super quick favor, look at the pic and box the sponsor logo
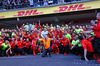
[0,16,5,18]
[54,4,91,12]
[13,9,44,17]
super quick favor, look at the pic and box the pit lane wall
[0,0,100,19]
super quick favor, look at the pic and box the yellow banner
[0,1,100,19]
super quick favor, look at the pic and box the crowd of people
[0,13,100,63]
[0,0,92,10]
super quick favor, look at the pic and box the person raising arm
[38,31,54,57]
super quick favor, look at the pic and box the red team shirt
[58,31,63,38]
[51,39,58,49]
[81,39,94,52]
[17,41,24,48]
[88,38,94,42]
[24,34,28,38]
[93,19,100,38]
[10,41,16,49]
[0,40,4,49]
[29,35,33,41]
[60,38,70,47]
[32,39,37,47]
[52,39,57,44]
[49,31,53,38]
[53,30,58,38]
[23,41,31,49]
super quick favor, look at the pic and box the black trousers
[59,45,63,54]
[93,37,100,56]
[28,45,32,54]
[61,45,69,54]
[75,47,84,55]
[72,46,78,54]
[23,47,27,53]
[11,47,18,56]
[1,50,6,57]
[42,47,52,57]
[0,49,2,56]
[81,52,94,60]
[1,47,10,57]
[18,48,25,55]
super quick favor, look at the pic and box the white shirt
[29,0,33,5]
[41,31,48,38]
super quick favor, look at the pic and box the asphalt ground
[0,54,100,66]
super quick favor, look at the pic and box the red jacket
[60,38,70,47]
[10,41,16,49]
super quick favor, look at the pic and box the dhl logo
[0,16,5,18]
[54,4,91,12]
[13,9,43,17]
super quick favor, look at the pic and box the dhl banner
[0,0,100,19]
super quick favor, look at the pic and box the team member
[31,37,38,56]
[10,37,17,56]
[59,35,70,55]
[16,37,25,56]
[41,28,48,38]
[64,31,72,40]
[71,36,94,61]
[71,35,83,56]
[23,38,31,55]
[71,35,79,54]
[0,37,4,56]
[24,38,31,54]
[38,34,54,57]
[4,33,11,42]
[51,36,59,54]
[1,40,12,57]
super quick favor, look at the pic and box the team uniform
[1,43,10,57]
[23,41,31,55]
[51,39,59,54]
[10,41,17,56]
[40,38,52,57]
[17,41,25,55]
[71,39,83,55]
[0,40,4,56]
[31,39,38,55]
[59,38,70,55]
[81,39,94,60]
